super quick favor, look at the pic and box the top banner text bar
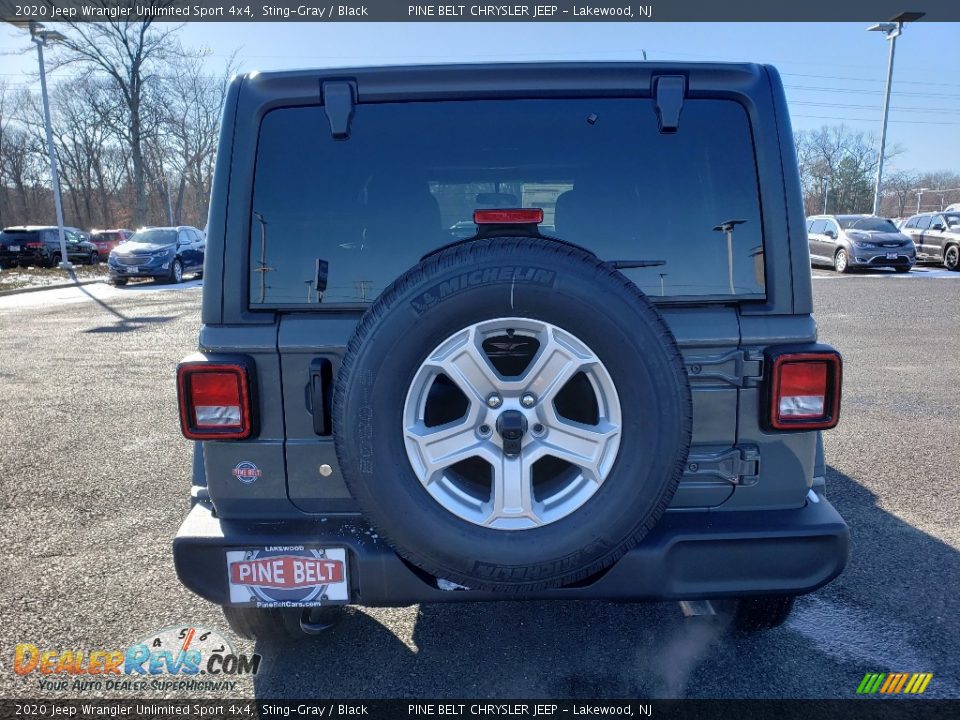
[1,0,959,22]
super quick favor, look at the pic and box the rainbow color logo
[857,673,933,695]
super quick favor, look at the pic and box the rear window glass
[92,232,121,242]
[249,98,765,307]
[1,231,40,242]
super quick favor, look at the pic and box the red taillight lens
[473,208,544,225]
[767,351,842,431]
[177,363,252,440]
[26,242,44,248]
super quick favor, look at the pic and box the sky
[1,21,958,173]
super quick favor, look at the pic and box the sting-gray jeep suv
[173,63,848,640]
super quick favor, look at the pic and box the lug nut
[520,393,537,408]
[486,393,503,409]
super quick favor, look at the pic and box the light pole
[713,219,746,295]
[912,187,929,214]
[867,12,924,217]
[9,20,72,271]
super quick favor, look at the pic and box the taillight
[765,348,842,431]
[177,362,253,440]
[473,208,544,225]
[26,242,44,248]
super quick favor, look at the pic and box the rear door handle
[308,358,334,436]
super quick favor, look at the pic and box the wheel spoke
[521,330,595,401]
[404,421,484,481]
[487,453,537,525]
[536,416,620,482]
[426,328,501,403]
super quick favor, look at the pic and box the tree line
[0,20,957,232]
[0,20,233,232]
[795,125,960,219]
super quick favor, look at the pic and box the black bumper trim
[173,496,849,606]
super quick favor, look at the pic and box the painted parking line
[812,269,960,280]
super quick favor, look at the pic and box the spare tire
[333,238,692,592]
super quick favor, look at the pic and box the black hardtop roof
[246,60,766,81]
[240,61,773,101]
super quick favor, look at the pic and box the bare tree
[155,52,236,225]
[48,6,189,225]
[881,170,918,218]
[1,86,50,223]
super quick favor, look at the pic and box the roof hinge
[685,446,760,487]
[653,75,686,134]
[322,81,356,140]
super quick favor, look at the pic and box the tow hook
[299,607,343,635]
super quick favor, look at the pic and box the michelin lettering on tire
[411,265,556,314]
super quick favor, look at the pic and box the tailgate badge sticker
[231,461,262,485]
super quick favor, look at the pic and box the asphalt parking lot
[1,269,958,700]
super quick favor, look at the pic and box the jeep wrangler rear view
[173,63,847,639]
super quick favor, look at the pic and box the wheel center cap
[495,410,528,457]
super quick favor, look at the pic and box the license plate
[126,267,139,273]
[886,253,898,260]
[226,547,349,606]
[8,245,19,251]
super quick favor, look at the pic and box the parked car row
[0,224,206,285]
[806,212,960,273]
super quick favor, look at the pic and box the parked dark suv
[174,63,848,640]
[0,225,98,268]
[899,211,960,271]
[107,226,205,285]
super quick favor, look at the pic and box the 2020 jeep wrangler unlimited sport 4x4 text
[174,62,847,639]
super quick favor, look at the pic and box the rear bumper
[174,494,849,606]
[0,249,49,266]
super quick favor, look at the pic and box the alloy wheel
[402,318,622,530]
